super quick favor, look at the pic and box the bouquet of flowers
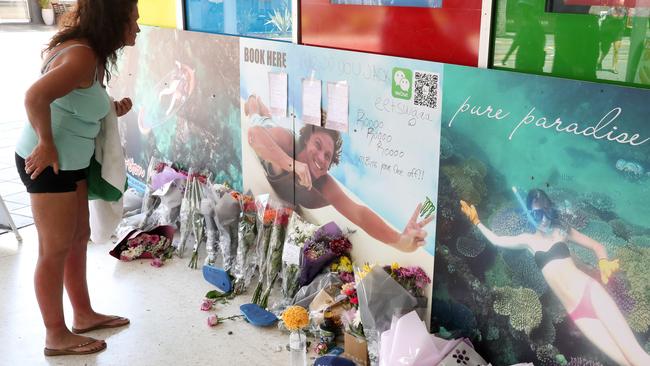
[213,187,241,274]
[200,183,220,267]
[258,206,293,309]
[251,196,277,305]
[382,263,431,298]
[280,212,318,304]
[120,233,172,261]
[299,222,352,287]
[330,255,354,284]
[187,173,209,269]
[341,307,365,339]
[110,225,176,265]
[175,168,195,257]
[138,157,188,231]
[356,265,425,366]
[174,169,208,268]
[138,157,165,230]
[231,192,258,294]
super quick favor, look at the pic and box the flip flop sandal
[71,316,130,334]
[240,303,278,327]
[44,339,106,356]
[203,265,232,293]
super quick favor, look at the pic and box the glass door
[0,0,31,23]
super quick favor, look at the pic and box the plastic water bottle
[289,330,307,366]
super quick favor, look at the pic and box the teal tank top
[15,44,111,171]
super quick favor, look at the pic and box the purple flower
[339,271,355,283]
[201,299,214,311]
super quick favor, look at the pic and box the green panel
[492,0,650,89]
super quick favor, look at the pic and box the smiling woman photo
[245,94,432,253]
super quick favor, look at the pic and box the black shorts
[15,153,87,193]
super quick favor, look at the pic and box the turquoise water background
[442,64,650,228]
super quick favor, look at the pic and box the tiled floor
[0,225,292,366]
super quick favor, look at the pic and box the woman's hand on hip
[25,141,59,179]
[115,97,133,117]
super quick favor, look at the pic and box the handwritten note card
[302,78,322,126]
[268,72,288,117]
[325,81,349,132]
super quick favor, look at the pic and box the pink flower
[350,296,358,305]
[150,258,164,268]
[341,283,356,296]
[127,238,140,248]
[201,299,214,311]
[207,314,219,327]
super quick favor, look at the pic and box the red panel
[300,0,482,67]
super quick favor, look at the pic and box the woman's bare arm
[320,176,432,252]
[23,46,96,178]
[566,228,608,260]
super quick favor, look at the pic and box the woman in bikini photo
[460,188,650,366]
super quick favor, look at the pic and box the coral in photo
[608,219,631,241]
[441,158,487,206]
[503,251,549,296]
[617,245,650,332]
[566,357,605,366]
[578,192,615,216]
[493,286,543,335]
[456,236,486,258]
[487,205,530,236]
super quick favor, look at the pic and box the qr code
[413,71,439,109]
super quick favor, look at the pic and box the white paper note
[268,72,288,117]
[282,243,301,265]
[302,78,322,126]
[325,81,349,132]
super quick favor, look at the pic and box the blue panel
[185,0,293,41]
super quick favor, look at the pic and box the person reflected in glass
[597,1,628,74]
[501,0,546,73]
[551,0,600,80]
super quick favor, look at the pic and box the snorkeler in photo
[245,94,432,253]
[460,189,650,366]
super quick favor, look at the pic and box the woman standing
[460,189,650,365]
[15,0,139,356]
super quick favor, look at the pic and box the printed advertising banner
[240,38,443,323]
[110,27,242,192]
[432,64,650,365]
[114,26,650,365]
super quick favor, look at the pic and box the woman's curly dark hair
[45,0,138,81]
[297,124,343,167]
